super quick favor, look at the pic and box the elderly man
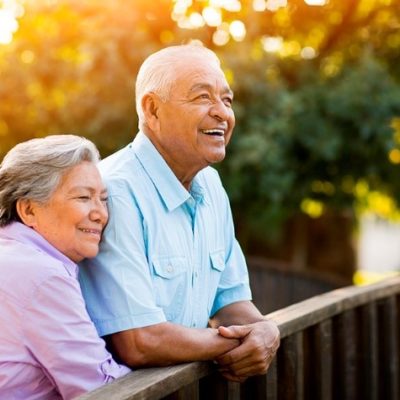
[79,44,280,382]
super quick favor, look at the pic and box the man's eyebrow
[189,83,233,97]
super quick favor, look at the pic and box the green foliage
[1,0,400,255]
[217,47,400,241]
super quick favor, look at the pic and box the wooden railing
[247,256,348,313]
[78,276,400,400]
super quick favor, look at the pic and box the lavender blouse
[0,222,130,399]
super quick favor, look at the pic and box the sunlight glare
[210,0,241,12]
[301,46,317,59]
[229,20,246,41]
[261,36,283,53]
[213,28,230,46]
[223,0,241,12]
[253,0,267,12]
[0,9,18,45]
[202,7,221,27]
[266,0,287,11]
[189,12,205,28]
[304,0,328,5]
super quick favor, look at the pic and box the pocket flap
[210,250,225,272]
[152,257,187,279]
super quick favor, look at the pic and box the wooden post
[278,332,304,400]
[377,295,400,400]
[332,309,357,400]
[358,302,379,400]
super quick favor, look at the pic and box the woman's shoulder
[0,237,72,307]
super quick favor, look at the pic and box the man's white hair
[135,43,221,130]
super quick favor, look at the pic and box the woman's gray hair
[135,43,221,130]
[0,134,100,227]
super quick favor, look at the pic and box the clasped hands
[214,319,280,383]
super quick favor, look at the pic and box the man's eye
[77,196,90,200]
[101,197,108,203]
[223,97,233,106]
[198,94,210,100]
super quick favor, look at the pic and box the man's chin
[206,152,226,165]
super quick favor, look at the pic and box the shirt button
[166,265,173,273]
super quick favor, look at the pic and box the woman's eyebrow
[68,186,108,194]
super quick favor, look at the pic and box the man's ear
[141,92,161,132]
[16,198,38,228]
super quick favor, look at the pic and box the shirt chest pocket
[151,256,188,321]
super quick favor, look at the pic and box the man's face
[152,56,235,178]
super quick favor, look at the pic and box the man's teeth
[202,129,224,136]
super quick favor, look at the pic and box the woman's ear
[141,92,161,132]
[16,199,37,228]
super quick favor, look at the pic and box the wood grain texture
[77,276,400,400]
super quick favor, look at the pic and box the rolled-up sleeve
[22,274,130,400]
[79,186,167,336]
[210,189,252,317]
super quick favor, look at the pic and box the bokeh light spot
[305,0,328,5]
[301,46,317,59]
[229,20,246,42]
[20,50,35,64]
[202,7,221,27]
[213,28,230,46]
[160,30,175,44]
[301,198,324,218]
[389,149,400,164]
[261,36,283,53]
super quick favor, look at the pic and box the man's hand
[215,319,280,382]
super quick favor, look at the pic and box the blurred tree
[1,0,400,279]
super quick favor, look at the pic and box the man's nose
[210,99,231,121]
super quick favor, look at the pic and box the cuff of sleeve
[94,310,167,336]
[101,360,131,383]
[210,284,252,317]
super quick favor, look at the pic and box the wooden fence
[247,256,348,313]
[78,275,400,400]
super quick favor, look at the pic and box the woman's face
[30,161,108,263]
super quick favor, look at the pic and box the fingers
[215,341,248,366]
[218,344,277,376]
[217,325,252,340]
[216,320,280,380]
[218,346,277,382]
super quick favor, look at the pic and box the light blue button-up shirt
[79,132,252,337]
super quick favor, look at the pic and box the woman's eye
[101,197,108,203]
[77,196,90,200]
[198,94,210,100]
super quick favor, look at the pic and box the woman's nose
[90,199,108,225]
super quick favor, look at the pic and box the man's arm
[209,301,280,382]
[106,322,239,367]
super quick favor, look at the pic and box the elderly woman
[0,135,130,399]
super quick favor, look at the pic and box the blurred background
[1,0,400,303]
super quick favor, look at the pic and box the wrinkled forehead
[171,56,231,93]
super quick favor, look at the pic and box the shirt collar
[0,222,78,277]
[132,131,194,212]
